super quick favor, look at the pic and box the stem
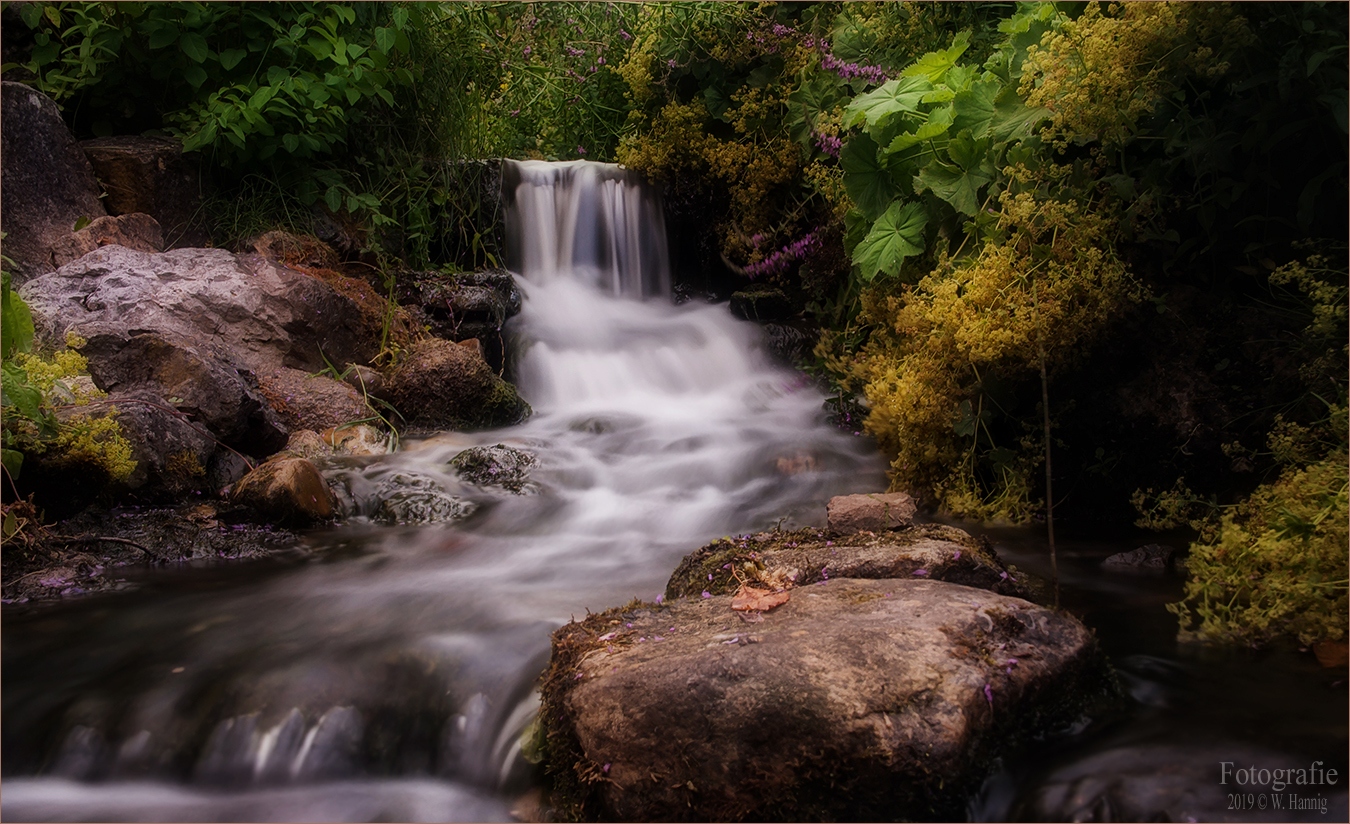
[1033,278,1059,608]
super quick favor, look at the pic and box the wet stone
[373,471,477,525]
[450,444,538,494]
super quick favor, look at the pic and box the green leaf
[148,24,179,50]
[179,32,210,63]
[916,161,989,216]
[853,201,929,281]
[325,186,343,213]
[843,76,933,132]
[374,26,395,55]
[950,77,1001,137]
[1,448,22,481]
[43,6,60,27]
[183,64,208,88]
[219,48,248,70]
[947,129,992,171]
[841,133,900,221]
[391,7,409,30]
[282,134,300,153]
[1,363,44,422]
[886,104,955,154]
[901,30,970,83]
[306,36,333,61]
[1,271,35,358]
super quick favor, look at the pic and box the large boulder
[0,82,106,282]
[379,338,530,432]
[79,332,287,456]
[18,246,377,372]
[98,389,219,496]
[79,135,210,248]
[540,577,1114,821]
[232,456,336,525]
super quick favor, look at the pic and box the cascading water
[1,160,886,821]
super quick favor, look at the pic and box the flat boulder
[257,367,369,434]
[667,524,1032,601]
[0,82,106,282]
[379,338,530,432]
[826,491,917,533]
[540,577,1113,821]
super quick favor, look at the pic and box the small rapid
[2,160,886,821]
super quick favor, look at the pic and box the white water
[2,160,886,821]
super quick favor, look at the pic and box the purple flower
[655,594,664,605]
[953,550,961,560]
[825,540,834,547]
[566,46,585,57]
[702,590,711,598]
[667,58,677,68]
[814,132,842,158]
[577,145,587,156]
[983,683,994,706]
[602,762,611,773]
[597,56,606,65]
[619,28,632,41]
[523,46,532,56]
[707,573,713,581]
[744,231,820,278]
[912,569,929,576]
[509,109,520,117]
[771,23,793,37]
[820,52,889,85]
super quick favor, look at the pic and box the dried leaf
[732,584,790,612]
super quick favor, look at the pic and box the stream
[3,161,1345,822]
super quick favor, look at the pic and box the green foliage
[12,2,415,166]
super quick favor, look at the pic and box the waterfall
[502,159,670,298]
[1,160,886,823]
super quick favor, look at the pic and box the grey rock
[1102,543,1177,571]
[50,213,164,268]
[0,82,106,282]
[450,444,538,494]
[373,471,477,525]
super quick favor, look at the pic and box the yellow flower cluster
[856,170,1139,520]
[1021,2,1252,149]
[49,413,137,483]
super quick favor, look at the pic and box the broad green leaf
[944,64,975,93]
[988,85,1051,142]
[854,201,929,281]
[325,186,343,213]
[916,160,991,216]
[306,36,333,61]
[887,104,955,154]
[1,363,44,421]
[950,77,1001,137]
[1,272,34,359]
[219,48,248,70]
[282,133,300,153]
[183,64,208,88]
[1,448,22,481]
[901,30,970,83]
[947,129,992,171]
[179,32,210,63]
[843,76,933,131]
[374,26,395,55]
[841,133,900,221]
[391,7,409,29]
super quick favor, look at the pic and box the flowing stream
[4,161,1345,823]
[1,160,887,821]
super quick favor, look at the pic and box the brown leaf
[731,584,790,612]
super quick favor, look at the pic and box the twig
[50,535,163,560]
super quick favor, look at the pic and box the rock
[398,269,522,372]
[207,450,254,495]
[19,246,378,372]
[761,322,814,362]
[78,136,210,247]
[729,285,793,322]
[257,367,369,434]
[540,578,1114,822]
[341,364,383,396]
[1102,543,1177,571]
[98,389,218,497]
[379,338,530,432]
[49,213,165,268]
[79,332,287,456]
[251,230,339,270]
[279,430,332,462]
[372,471,476,525]
[0,82,106,282]
[322,424,387,457]
[826,491,917,533]
[450,444,538,493]
[667,524,1031,601]
[232,457,336,525]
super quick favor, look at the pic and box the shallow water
[4,162,1345,822]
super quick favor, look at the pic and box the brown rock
[322,423,388,456]
[379,337,530,431]
[50,213,164,268]
[826,491,917,533]
[0,81,106,282]
[257,367,369,433]
[232,456,335,524]
[280,429,332,462]
[541,578,1113,822]
[79,136,210,247]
